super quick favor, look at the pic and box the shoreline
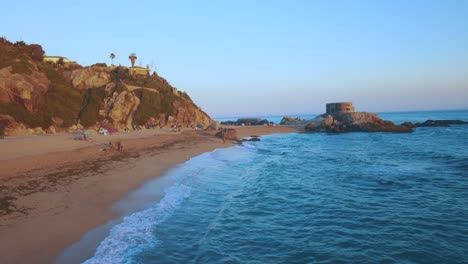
[0,126,297,264]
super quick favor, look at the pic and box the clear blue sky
[2,0,467,117]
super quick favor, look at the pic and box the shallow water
[83,111,468,264]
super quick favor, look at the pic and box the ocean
[81,110,468,264]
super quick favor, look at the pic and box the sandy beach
[0,126,297,264]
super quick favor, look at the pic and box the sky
[1,0,467,117]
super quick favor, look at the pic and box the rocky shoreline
[280,113,468,133]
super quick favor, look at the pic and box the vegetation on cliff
[0,37,212,134]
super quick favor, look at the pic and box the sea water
[83,110,468,264]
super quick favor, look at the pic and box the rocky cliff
[0,37,213,136]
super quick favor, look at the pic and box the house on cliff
[43,56,79,69]
[43,56,70,64]
[131,65,150,76]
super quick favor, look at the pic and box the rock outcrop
[301,112,413,133]
[0,114,16,128]
[399,120,468,129]
[0,66,50,112]
[171,99,212,128]
[279,116,311,127]
[215,128,238,141]
[0,37,214,134]
[221,118,272,126]
[70,66,111,90]
[108,91,141,130]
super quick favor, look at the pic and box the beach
[0,126,297,264]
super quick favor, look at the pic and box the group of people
[107,141,124,152]
[171,124,182,132]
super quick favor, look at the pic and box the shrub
[0,64,84,128]
[133,89,176,125]
[28,44,45,61]
[78,87,107,127]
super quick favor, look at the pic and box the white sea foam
[82,183,192,264]
[241,142,256,149]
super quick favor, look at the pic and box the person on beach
[0,126,5,139]
[116,141,124,152]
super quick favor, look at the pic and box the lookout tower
[326,102,355,114]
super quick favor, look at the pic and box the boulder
[0,114,16,128]
[6,126,33,136]
[304,112,413,133]
[0,66,50,112]
[280,116,310,126]
[221,118,272,126]
[47,125,57,134]
[415,120,468,127]
[0,115,34,136]
[108,91,140,131]
[70,67,111,90]
[236,118,271,126]
[215,128,238,142]
[33,127,45,134]
[51,117,64,127]
[206,121,221,131]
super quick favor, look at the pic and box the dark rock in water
[240,136,261,142]
[215,128,238,141]
[280,116,310,126]
[415,120,468,127]
[303,112,413,133]
[401,122,416,129]
[398,120,468,128]
[221,118,273,126]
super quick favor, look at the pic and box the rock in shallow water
[303,112,413,133]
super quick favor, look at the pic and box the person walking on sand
[117,141,124,152]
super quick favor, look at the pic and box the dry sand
[0,126,297,264]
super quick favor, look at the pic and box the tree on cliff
[129,53,137,68]
[57,57,64,68]
[110,53,115,65]
[29,44,45,61]
[13,40,27,47]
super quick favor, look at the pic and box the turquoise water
[84,111,468,264]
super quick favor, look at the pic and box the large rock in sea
[0,66,50,112]
[304,112,413,133]
[70,66,111,90]
[215,128,238,141]
[221,118,272,126]
[415,119,468,127]
[279,116,311,127]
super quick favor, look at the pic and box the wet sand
[0,126,297,264]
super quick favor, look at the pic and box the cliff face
[0,64,50,112]
[0,38,213,135]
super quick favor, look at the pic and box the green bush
[0,64,84,128]
[79,87,106,127]
[133,89,176,125]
